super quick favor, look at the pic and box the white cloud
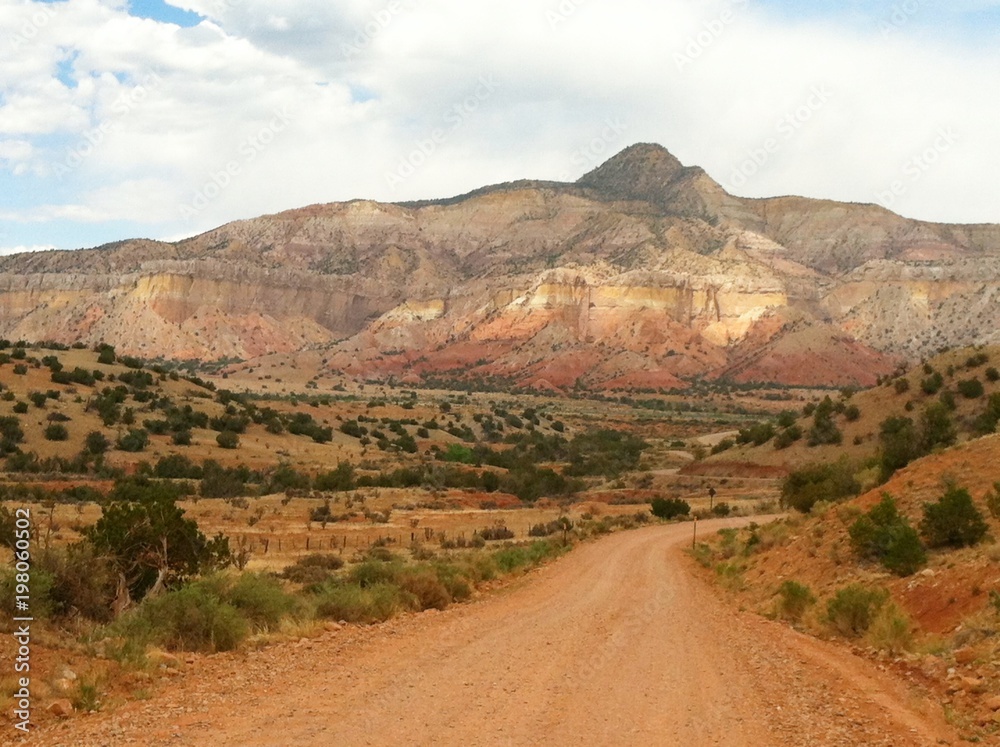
[1,0,998,251]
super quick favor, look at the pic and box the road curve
[24,520,958,747]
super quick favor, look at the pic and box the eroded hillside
[2,144,999,389]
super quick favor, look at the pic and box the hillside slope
[700,345,1000,473]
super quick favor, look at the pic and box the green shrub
[736,422,775,446]
[44,423,69,441]
[461,553,498,582]
[116,428,149,452]
[35,544,118,622]
[128,584,248,652]
[807,402,842,445]
[563,429,648,478]
[650,497,691,520]
[826,585,889,637]
[395,567,451,611]
[710,438,735,455]
[348,559,403,588]
[866,602,913,654]
[85,431,110,454]
[199,573,299,630]
[314,462,356,492]
[266,463,310,493]
[73,678,102,713]
[776,580,815,623]
[773,426,802,450]
[848,493,926,576]
[313,582,407,623]
[920,402,956,451]
[0,566,56,621]
[282,554,345,584]
[714,562,744,591]
[500,464,581,503]
[781,460,860,513]
[777,411,798,428]
[478,525,515,541]
[216,430,240,449]
[921,372,944,395]
[154,454,202,479]
[85,478,232,600]
[957,378,985,399]
[920,484,989,549]
[96,344,116,365]
[491,540,563,573]
[492,545,531,573]
[431,563,473,602]
[878,416,921,482]
[171,429,192,446]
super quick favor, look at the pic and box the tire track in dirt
[20,520,962,747]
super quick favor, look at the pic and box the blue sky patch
[128,0,203,28]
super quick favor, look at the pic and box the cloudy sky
[1,0,998,254]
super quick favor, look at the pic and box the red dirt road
[19,521,960,747]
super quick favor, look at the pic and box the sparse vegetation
[650,497,691,520]
[920,483,989,549]
[781,460,860,513]
[84,478,233,600]
[826,584,889,638]
[775,580,815,623]
[847,493,926,576]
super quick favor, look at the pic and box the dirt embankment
[14,522,960,747]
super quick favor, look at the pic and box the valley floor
[10,521,960,747]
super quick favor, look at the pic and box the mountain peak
[576,143,686,198]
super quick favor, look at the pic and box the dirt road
[22,521,960,746]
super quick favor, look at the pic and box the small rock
[60,667,78,682]
[960,676,987,694]
[954,647,978,665]
[48,699,74,718]
[986,695,1000,712]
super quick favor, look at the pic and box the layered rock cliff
[2,143,998,389]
